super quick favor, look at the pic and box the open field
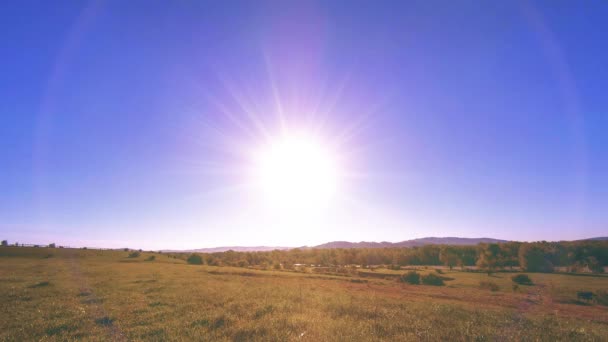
[1,247,607,341]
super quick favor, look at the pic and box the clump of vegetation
[421,273,445,286]
[435,268,444,274]
[187,254,203,265]
[399,271,420,284]
[29,281,51,288]
[350,278,367,284]
[479,281,500,292]
[511,274,533,285]
[95,316,114,326]
[128,251,140,258]
[577,291,594,303]
[596,290,608,306]
[145,255,156,261]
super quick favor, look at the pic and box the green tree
[439,246,460,270]
[476,244,501,275]
[519,244,553,273]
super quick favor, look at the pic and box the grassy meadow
[1,247,607,341]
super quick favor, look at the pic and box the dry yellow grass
[1,247,607,341]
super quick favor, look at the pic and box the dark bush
[435,269,444,274]
[511,274,533,285]
[421,273,445,286]
[479,281,500,292]
[577,291,594,302]
[399,271,420,285]
[128,251,140,258]
[145,255,156,261]
[187,254,203,265]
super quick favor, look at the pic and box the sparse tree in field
[49,243,56,248]
[511,274,533,285]
[1,240,7,247]
[399,271,421,284]
[187,254,203,265]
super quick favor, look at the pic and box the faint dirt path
[64,250,126,341]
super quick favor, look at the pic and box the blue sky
[1,1,606,249]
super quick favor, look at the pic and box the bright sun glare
[252,134,339,211]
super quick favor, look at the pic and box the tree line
[167,240,607,273]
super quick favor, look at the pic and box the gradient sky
[1,1,607,249]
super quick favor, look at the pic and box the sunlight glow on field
[252,133,339,211]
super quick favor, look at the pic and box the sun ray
[263,51,288,136]
[218,74,272,141]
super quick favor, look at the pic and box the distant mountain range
[314,237,509,249]
[575,236,608,241]
[168,236,607,253]
[173,246,293,253]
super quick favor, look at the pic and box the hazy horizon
[2,2,607,250]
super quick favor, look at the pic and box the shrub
[128,251,141,258]
[49,243,56,248]
[479,281,500,292]
[421,273,445,286]
[399,271,421,285]
[145,255,156,261]
[511,274,533,285]
[596,290,608,306]
[435,269,444,274]
[1,240,7,247]
[577,291,594,303]
[187,254,203,265]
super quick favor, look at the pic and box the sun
[252,134,339,210]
